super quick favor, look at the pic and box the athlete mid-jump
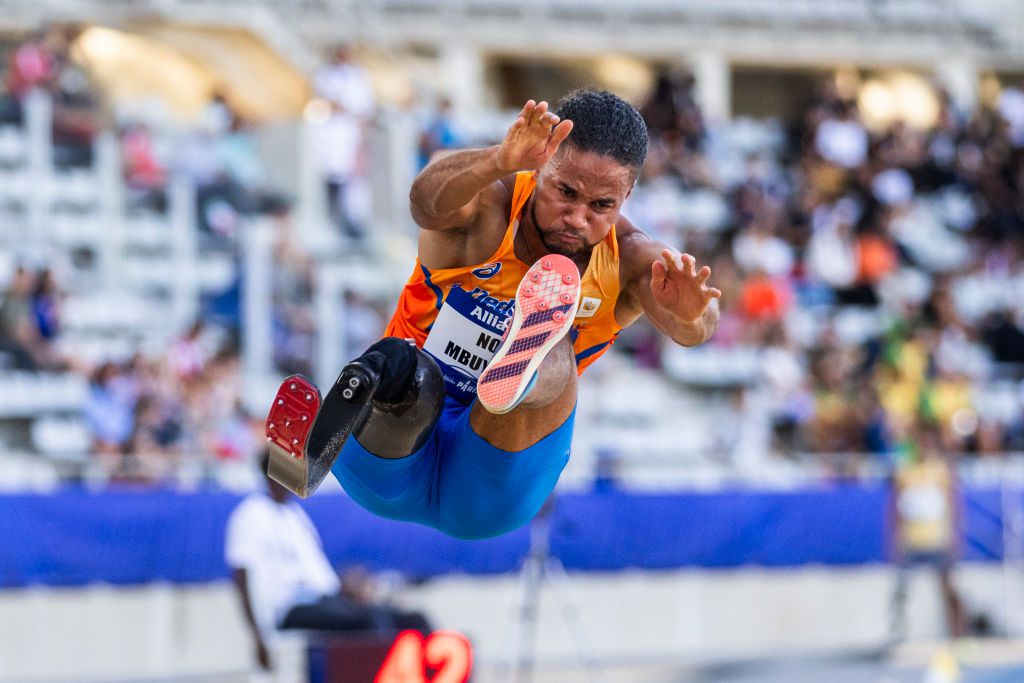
[265,89,721,539]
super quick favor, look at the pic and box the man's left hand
[650,248,721,323]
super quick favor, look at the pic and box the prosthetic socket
[266,338,445,498]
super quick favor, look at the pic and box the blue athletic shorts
[330,396,574,540]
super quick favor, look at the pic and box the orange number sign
[375,630,472,683]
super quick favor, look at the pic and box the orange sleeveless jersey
[385,172,624,374]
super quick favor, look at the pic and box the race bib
[423,286,513,403]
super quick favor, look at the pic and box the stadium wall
[0,565,1012,681]
[0,486,1011,588]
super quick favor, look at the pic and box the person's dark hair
[555,89,649,174]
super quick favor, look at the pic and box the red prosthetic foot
[265,375,321,495]
[264,360,384,498]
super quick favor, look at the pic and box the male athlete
[265,90,721,539]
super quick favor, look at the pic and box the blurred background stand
[512,496,605,683]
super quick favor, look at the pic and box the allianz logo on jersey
[463,288,514,320]
[448,283,514,331]
[469,305,510,331]
[575,296,602,318]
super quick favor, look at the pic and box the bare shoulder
[477,174,516,219]
[418,177,516,269]
[613,218,670,325]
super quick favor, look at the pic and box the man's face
[530,147,635,259]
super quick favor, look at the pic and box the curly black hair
[555,89,649,174]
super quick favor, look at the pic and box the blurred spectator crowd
[1,23,1024,481]
[627,69,1024,466]
[0,24,97,168]
[0,26,398,482]
[84,323,260,481]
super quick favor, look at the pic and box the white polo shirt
[225,493,341,636]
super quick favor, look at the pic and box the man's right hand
[496,100,574,173]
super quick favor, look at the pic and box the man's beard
[531,202,597,259]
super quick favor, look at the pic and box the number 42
[375,630,472,683]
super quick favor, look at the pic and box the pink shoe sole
[477,255,581,414]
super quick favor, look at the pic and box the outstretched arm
[409,99,573,231]
[629,241,721,347]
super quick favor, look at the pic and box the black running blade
[298,364,381,498]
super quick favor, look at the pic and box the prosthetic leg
[264,338,445,498]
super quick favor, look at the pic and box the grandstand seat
[830,307,887,346]
[0,454,60,491]
[54,332,140,367]
[0,169,30,204]
[0,125,27,167]
[62,293,173,335]
[677,189,730,232]
[0,372,88,418]
[124,215,173,250]
[50,213,104,247]
[30,416,91,459]
[0,372,88,457]
[51,170,100,209]
[663,345,761,387]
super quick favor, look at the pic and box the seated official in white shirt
[226,449,430,671]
